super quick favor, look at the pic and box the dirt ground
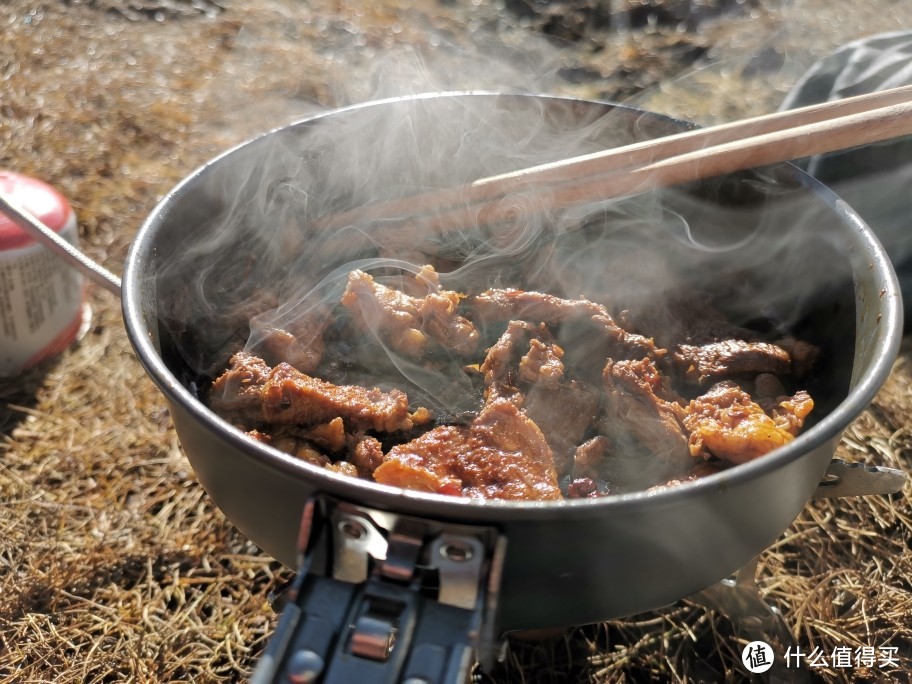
[3,0,912,682]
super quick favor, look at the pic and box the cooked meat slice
[420,292,480,352]
[479,320,536,404]
[413,263,441,291]
[341,268,479,356]
[775,336,820,377]
[671,340,791,384]
[251,326,326,374]
[248,304,332,373]
[370,426,465,496]
[246,429,331,468]
[341,269,426,355]
[373,400,561,501]
[602,358,691,471]
[567,477,599,498]
[282,439,331,467]
[326,461,360,478]
[571,435,612,479]
[304,417,346,452]
[477,321,598,471]
[414,266,480,353]
[519,338,565,389]
[524,380,601,474]
[471,288,657,360]
[350,434,385,476]
[753,372,786,400]
[212,351,272,407]
[618,287,817,383]
[621,287,748,349]
[210,352,431,433]
[682,381,813,464]
[766,390,814,435]
[465,400,561,500]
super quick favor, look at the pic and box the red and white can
[0,171,90,376]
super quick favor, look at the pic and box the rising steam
[151,27,857,437]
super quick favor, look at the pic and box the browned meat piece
[210,352,431,433]
[753,372,786,400]
[775,336,820,377]
[572,435,612,479]
[246,429,331,468]
[623,288,749,349]
[212,351,272,406]
[421,292,479,352]
[567,477,599,498]
[372,425,465,495]
[350,434,385,475]
[248,422,385,477]
[253,326,325,374]
[248,304,332,374]
[413,263,441,292]
[471,288,657,360]
[477,321,597,471]
[373,400,561,501]
[341,269,426,355]
[478,320,535,404]
[327,461,360,478]
[682,382,814,464]
[602,358,691,471]
[615,286,818,384]
[413,265,480,353]
[519,338,565,389]
[671,340,791,384]
[341,267,479,356]
[767,390,814,436]
[524,380,601,474]
[305,417,346,452]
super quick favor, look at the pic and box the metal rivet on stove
[339,518,367,540]
[440,540,473,562]
[286,649,324,683]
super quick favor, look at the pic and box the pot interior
[126,92,899,510]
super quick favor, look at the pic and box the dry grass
[2,1,912,681]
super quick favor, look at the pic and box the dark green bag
[782,31,912,317]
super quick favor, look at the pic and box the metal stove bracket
[251,495,506,684]
[812,458,907,499]
[688,556,811,683]
[684,457,907,681]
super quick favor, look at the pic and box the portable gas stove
[250,457,906,684]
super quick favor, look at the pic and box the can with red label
[0,171,90,376]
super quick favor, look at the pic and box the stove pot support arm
[251,495,506,684]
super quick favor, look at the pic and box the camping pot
[15,93,904,682]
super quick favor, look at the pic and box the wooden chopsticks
[317,84,912,236]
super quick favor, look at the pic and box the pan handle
[251,496,506,684]
[0,189,122,296]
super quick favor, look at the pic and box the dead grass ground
[2,1,912,681]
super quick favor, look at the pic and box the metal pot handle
[0,188,122,296]
[251,495,506,684]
